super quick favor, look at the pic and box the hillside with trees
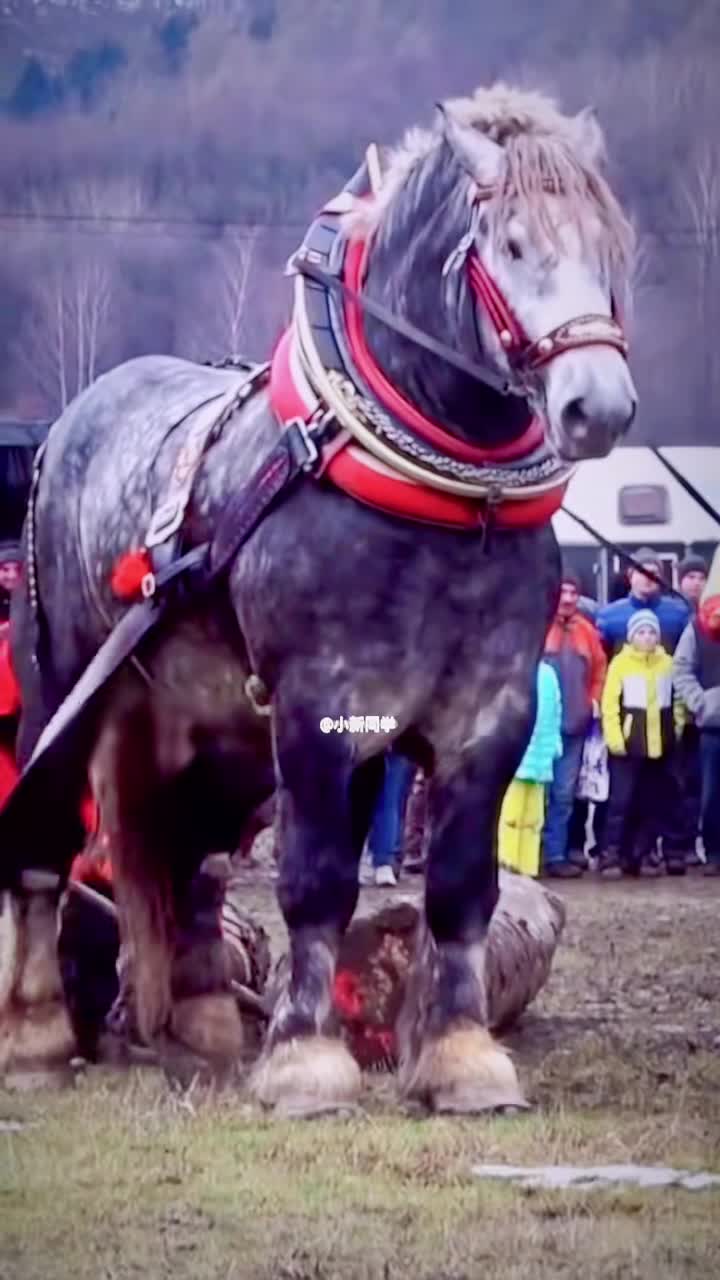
[0,0,718,443]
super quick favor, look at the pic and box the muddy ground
[234,861,720,1100]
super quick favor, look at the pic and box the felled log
[60,867,564,1070]
[226,870,566,1069]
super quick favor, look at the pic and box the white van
[553,446,719,602]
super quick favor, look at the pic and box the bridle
[294,177,629,409]
[465,185,628,385]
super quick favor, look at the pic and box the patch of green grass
[2,1069,719,1280]
[3,879,720,1277]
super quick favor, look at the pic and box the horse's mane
[348,82,635,310]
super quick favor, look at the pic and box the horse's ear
[435,102,504,187]
[573,106,606,165]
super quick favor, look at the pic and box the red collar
[270,329,566,530]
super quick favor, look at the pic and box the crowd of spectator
[500,546,720,880]
[366,547,720,886]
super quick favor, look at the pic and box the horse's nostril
[562,397,589,439]
[561,394,635,446]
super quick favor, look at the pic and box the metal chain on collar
[324,369,570,490]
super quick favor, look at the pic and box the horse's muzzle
[555,386,637,460]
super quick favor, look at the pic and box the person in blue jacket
[597,548,690,658]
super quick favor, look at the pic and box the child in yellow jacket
[598,609,685,877]
[498,660,562,878]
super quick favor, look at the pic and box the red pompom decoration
[110,548,153,601]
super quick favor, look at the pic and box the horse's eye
[507,239,523,261]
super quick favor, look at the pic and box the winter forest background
[0,0,718,444]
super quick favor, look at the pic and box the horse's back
[40,355,245,504]
[20,355,259,699]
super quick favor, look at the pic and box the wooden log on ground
[232,870,566,1069]
[60,865,564,1071]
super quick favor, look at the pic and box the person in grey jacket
[673,595,720,877]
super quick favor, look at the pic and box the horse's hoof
[430,1086,531,1115]
[0,1003,77,1090]
[401,1024,529,1115]
[3,1063,75,1092]
[153,993,243,1087]
[250,1035,362,1116]
[170,992,244,1061]
[274,1099,362,1121]
[1,880,77,1089]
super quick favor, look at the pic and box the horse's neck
[361,266,531,449]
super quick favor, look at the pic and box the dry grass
[1,875,720,1280]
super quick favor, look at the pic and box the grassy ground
[2,874,720,1280]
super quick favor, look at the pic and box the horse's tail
[112,840,175,1044]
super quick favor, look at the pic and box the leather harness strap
[0,418,329,828]
[296,255,516,399]
[143,364,269,588]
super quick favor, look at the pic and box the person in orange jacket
[541,569,607,877]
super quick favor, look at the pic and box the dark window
[618,484,670,525]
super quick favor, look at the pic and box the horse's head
[350,85,637,462]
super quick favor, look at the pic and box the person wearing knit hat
[631,546,663,578]
[596,546,690,658]
[0,540,21,625]
[673,546,720,876]
[626,608,661,647]
[677,554,708,612]
[0,539,21,561]
[598,602,686,878]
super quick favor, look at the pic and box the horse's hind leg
[0,709,85,1086]
[251,714,384,1116]
[166,854,243,1071]
[397,721,533,1114]
[92,683,242,1069]
[0,871,77,1087]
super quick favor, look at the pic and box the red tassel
[110,548,153,601]
[333,969,364,1020]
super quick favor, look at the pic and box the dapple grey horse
[0,84,635,1114]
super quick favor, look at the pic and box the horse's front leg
[398,695,535,1114]
[251,698,383,1116]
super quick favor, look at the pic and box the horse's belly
[145,616,260,737]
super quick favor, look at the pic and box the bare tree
[677,140,720,414]
[14,249,115,414]
[175,227,262,362]
[8,178,146,415]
